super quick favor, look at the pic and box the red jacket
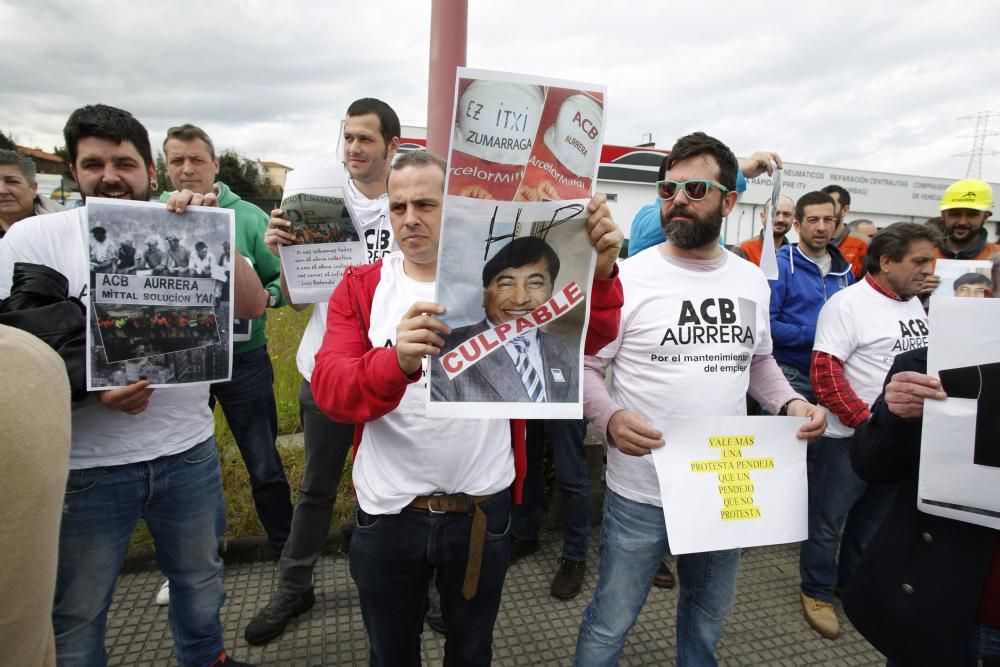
[311,259,624,504]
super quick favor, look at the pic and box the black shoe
[653,560,676,589]
[244,588,316,646]
[509,537,540,565]
[550,559,586,599]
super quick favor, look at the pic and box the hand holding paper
[99,379,154,415]
[885,371,947,420]
[586,193,623,280]
[785,399,827,441]
[396,302,451,375]
[607,409,664,456]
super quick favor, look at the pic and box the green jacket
[160,181,283,353]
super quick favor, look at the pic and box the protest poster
[650,416,808,555]
[930,258,993,298]
[85,197,235,389]
[920,296,1000,529]
[427,68,606,419]
[277,164,367,303]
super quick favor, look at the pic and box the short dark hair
[194,241,207,251]
[0,149,37,185]
[346,98,401,147]
[482,236,560,288]
[954,272,990,290]
[866,222,940,275]
[164,124,216,159]
[794,191,835,222]
[657,153,670,182]
[390,150,446,176]
[64,104,153,170]
[821,184,851,206]
[664,132,739,191]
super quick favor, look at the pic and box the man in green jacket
[161,124,293,562]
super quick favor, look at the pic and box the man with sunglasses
[577,132,825,666]
[626,150,783,257]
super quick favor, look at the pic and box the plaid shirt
[810,274,904,429]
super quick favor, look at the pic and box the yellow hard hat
[940,178,993,212]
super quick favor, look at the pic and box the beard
[661,201,724,249]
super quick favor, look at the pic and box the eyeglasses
[656,179,730,201]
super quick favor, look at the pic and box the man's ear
[721,190,739,217]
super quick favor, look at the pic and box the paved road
[107,531,883,665]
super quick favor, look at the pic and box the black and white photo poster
[86,197,235,389]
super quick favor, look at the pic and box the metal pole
[426,0,467,156]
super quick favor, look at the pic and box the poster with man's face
[427,69,606,420]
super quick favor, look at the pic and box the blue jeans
[512,419,591,561]
[976,622,1000,660]
[575,490,741,667]
[800,435,894,600]
[210,345,292,556]
[349,491,511,666]
[777,361,815,404]
[53,437,226,667]
[276,379,354,593]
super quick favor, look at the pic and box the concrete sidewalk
[106,531,883,666]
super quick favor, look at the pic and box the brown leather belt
[407,492,496,600]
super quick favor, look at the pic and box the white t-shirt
[296,182,396,381]
[0,209,214,469]
[598,248,774,507]
[353,252,513,514]
[813,278,928,437]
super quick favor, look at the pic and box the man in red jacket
[310,150,623,665]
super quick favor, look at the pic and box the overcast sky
[4,0,1000,183]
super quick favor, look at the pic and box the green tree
[218,150,262,198]
[154,151,171,195]
[0,130,15,151]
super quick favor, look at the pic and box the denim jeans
[349,491,511,666]
[210,345,292,556]
[575,490,741,667]
[800,435,894,601]
[276,379,354,593]
[511,419,591,561]
[777,361,815,404]
[976,622,1000,660]
[53,437,226,667]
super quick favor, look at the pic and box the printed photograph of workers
[86,197,235,388]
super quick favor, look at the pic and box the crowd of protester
[0,97,997,667]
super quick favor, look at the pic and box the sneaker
[155,580,170,606]
[652,561,676,589]
[550,559,586,599]
[801,592,840,639]
[244,588,316,646]
[210,652,256,667]
[508,537,540,565]
[210,651,256,667]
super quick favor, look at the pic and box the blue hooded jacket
[768,243,854,372]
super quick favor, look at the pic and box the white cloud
[3,0,1000,185]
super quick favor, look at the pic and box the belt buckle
[427,492,447,515]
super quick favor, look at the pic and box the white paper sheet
[650,415,808,554]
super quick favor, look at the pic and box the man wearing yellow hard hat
[936,178,998,260]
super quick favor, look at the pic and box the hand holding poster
[86,197,235,389]
[920,296,1000,529]
[930,258,993,299]
[427,68,607,420]
[277,164,367,303]
[650,416,808,554]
